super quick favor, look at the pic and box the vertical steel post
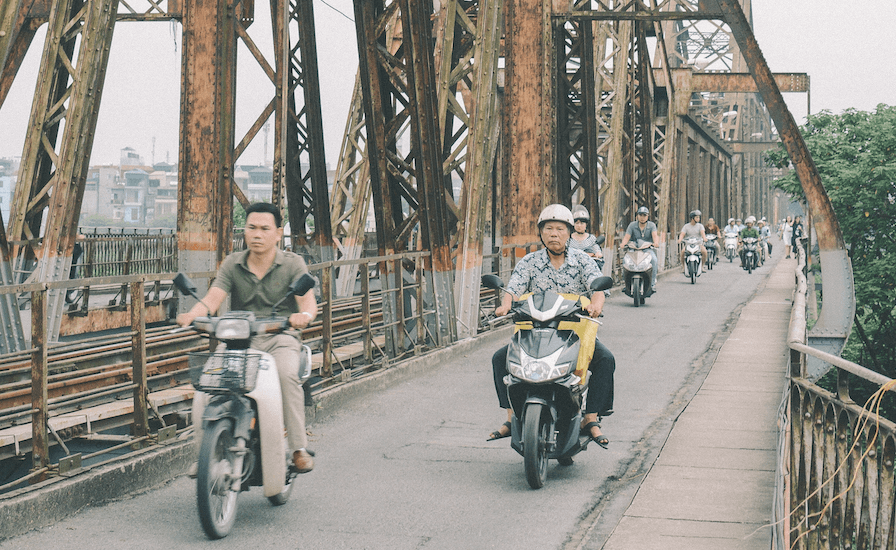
[8,0,119,345]
[31,288,48,472]
[502,0,554,246]
[131,280,148,439]
[178,0,237,280]
[280,0,334,264]
[453,0,502,338]
[320,265,333,378]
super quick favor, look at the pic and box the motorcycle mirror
[590,276,614,292]
[173,273,199,297]
[270,273,317,317]
[594,235,606,246]
[481,274,505,290]
[288,274,316,297]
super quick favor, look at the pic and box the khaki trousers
[251,332,308,451]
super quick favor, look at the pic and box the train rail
[0,247,528,490]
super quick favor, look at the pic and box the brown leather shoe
[293,449,314,473]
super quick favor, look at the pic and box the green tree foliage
[766,105,896,389]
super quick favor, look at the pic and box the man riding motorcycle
[678,210,707,276]
[619,205,659,293]
[488,204,615,449]
[704,217,722,263]
[177,202,318,473]
[738,216,761,268]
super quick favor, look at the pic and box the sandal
[487,421,512,441]
[581,421,609,449]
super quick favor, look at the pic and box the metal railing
[0,243,539,492]
[778,242,896,549]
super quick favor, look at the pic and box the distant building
[0,158,18,225]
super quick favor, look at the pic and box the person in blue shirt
[488,204,614,449]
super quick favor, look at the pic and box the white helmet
[745,215,756,224]
[571,204,590,222]
[537,204,575,229]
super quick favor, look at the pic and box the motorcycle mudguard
[246,354,287,498]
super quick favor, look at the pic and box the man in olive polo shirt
[178,202,318,473]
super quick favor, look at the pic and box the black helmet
[689,210,702,220]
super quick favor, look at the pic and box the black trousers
[492,339,615,415]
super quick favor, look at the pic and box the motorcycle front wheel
[632,279,641,307]
[746,255,753,274]
[197,419,240,539]
[523,402,549,489]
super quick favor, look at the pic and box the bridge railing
[0,247,520,491]
[778,242,896,549]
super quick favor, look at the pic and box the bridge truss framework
[0,0,849,358]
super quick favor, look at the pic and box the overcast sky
[0,0,893,168]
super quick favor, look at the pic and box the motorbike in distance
[741,237,760,274]
[724,233,738,263]
[682,236,703,284]
[705,234,718,270]
[174,272,315,539]
[482,273,614,489]
[621,239,654,307]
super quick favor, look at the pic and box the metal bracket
[59,453,82,475]
[156,425,177,444]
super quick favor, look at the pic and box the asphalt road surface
[4,242,782,550]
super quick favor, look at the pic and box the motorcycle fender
[246,353,287,498]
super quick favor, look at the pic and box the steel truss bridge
[0,0,879,546]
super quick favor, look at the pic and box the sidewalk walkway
[603,256,795,549]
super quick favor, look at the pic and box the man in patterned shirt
[487,204,615,449]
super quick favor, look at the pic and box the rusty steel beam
[502,0,554,246]
[31,289,48,472]
[8,0,120,347]
[353,0,457,346]
[453,0,501,339]
[555,17,600,229]
[177,0,237,278]
[654,69,810,93]
[279,0,334,264]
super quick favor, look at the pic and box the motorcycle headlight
[507,348,572,383]
[214,318,252,340]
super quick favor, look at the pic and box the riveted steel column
[502,0,555,246]
[0,210,24,354]
[354,0,457,348]
[9,0,119,344]
[280,0,334,264]
[712,0,853,379]
[401,0,456,345]
[454,0,501,338]
[178,0,237,279]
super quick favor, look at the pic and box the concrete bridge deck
[603,254,793,549]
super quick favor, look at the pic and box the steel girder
[502,0,555,246]
[6,0,119,349]
[449,0,502,338]
[555,16,600,231]
[353,0,457,349]
[279,0,333,264]
[177,0,237,277]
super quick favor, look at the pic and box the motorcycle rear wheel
[197,419,240,539]
[523,402,549,489]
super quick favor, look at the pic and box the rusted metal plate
[655,68,809,93]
